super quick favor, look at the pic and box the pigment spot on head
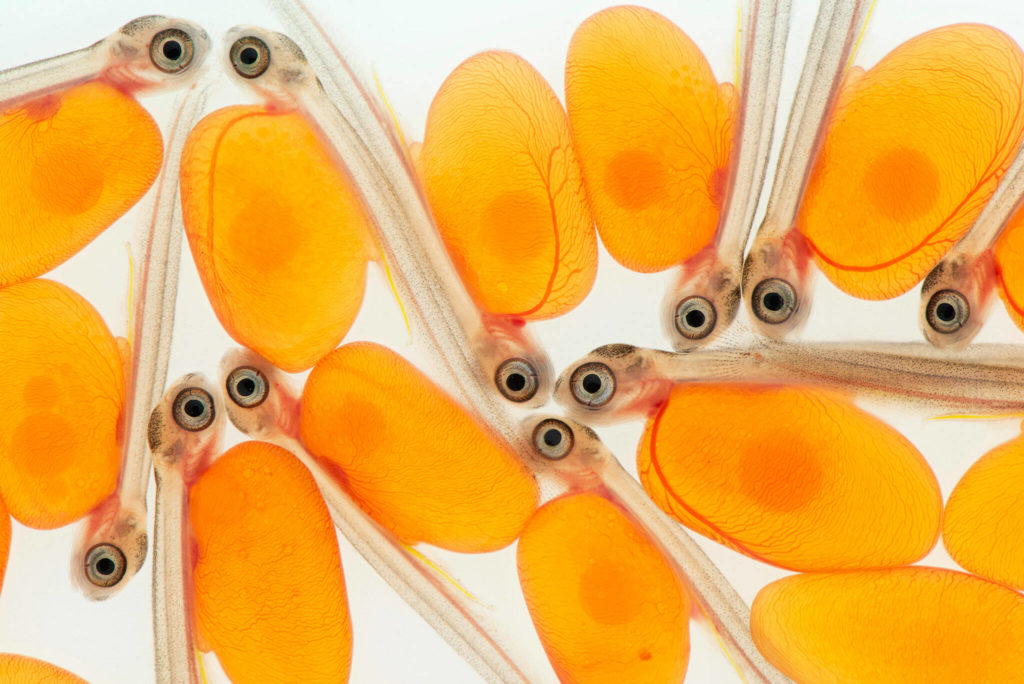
[594,343,636,359]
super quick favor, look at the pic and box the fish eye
[150,28,195,74]
[751,277,797,325]
[495,358,539,403]
[230,35,271,79]
[172,387,215,431]
[532,419,574,460]
[674,295,717,340]
[926,289,969,334]
[85,543,127,588]
[569,362,615,408]
[226,366,268,408]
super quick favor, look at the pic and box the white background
[3,0,1024,682]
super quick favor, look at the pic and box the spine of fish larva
[752,341,1024,414]
[121,78,210,521]
[151,464,200,684]
[0,43,100,106]
[272,0,536,454]
[714,0,792,261]
[601,460,793,684]
[757,0,870,233]
[278,435,535,684]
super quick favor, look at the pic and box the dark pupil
[936,302,956,322]
[505,373,526,392]
[237,378,256,396]
[162,40,183,61]
[96,557,116,576]
[184,399,205,417]
[684,309,706,328]
[240,47,260,65]
[581,373,602,394]
[763,292,784,311]
[543,429,562,447]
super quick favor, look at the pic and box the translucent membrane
[565,6,735,272]
[943,432,1024,588]
[0,81,162,286]
[517,492,689,684]
[638,383,941,570]
[0,279,123,528]
[189,440,352,683]
[180,105,373,372]
[300,342,539,551]
[798,24,1024,299]
[751,567,1024,683]
[0,654,87,683]
[995,205,1024,333]
[418,51,596,319]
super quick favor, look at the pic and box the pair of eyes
[149,30,271,79]
[171,367,268,432]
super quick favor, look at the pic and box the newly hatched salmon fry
[6,1,1024,683]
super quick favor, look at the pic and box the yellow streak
[196,650,208,684]
[929,412,1024,422]
[404,543,477,602]
[380,250,412,338]
[372,72,414,338]
[375,72,408,149]
[693,592,747,682]
[848,0,878,69]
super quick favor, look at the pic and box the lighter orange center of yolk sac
[943,432,1024,589]
[565,5,735,273]
[797,24,1024,300]
[299,341,539,553]
[418,50,597,319]
[637,383,941,571]
[189,441,352,684]
[517,492,690,684]
[179,105,375,373]
[0,279,123,529]
[751,567,1024,684]
[0,654,89,683]
[0,80,162,287]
